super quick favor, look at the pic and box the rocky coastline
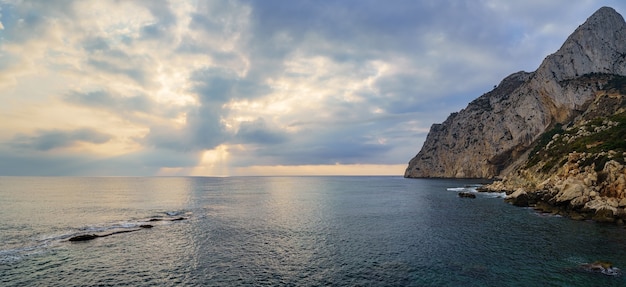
[483,158,626,224]
[479,99,626,224]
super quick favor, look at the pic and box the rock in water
[580,261,622,276]
[68,234,99,242]
[504,189,530,207]
[68,229,141,242]
[405,7,626,179]
[458,192,476,198]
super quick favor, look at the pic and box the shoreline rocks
[482,150,626,225]
[490,183,626,224]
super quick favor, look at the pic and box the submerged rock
[68,229,140,242]
[458,192,476,198]
[148,216,187,222]
[68,234,99,242]
[580,261,622,276]
[68,215,188,242]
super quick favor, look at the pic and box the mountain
[405,7,626,179]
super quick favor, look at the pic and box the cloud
[235,117,287,145]
[1,0,625,175]
[0,147,199,176]
[65,90,155,114]
[10,128,111,151]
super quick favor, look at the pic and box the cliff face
[405,7,626,178]
[488,84,626,223]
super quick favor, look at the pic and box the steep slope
[405,7,626,178]
[487,78,626,222]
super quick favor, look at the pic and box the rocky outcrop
[405,7,626,178]
[488,104,626,222]
[458,192,476,198]
[69,229,143,242]
[579,261,621,276]
[68,216,187,242]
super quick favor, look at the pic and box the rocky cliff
[488,83,626,223]
[405,6,626,178]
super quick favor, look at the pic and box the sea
[1,176,626,286]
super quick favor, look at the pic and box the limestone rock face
[405,7,626,178]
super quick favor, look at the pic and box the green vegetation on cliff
[526,75,626,174]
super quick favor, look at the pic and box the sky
[0,0,624,176]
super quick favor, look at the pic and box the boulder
[616,208,626,220]
[505,189,529,207]
[570,195,590,209]
[593,207,616,223]
[569,211,587,221]
[554,179,585,204]
[533,201,560,214]
[584,198,618,223]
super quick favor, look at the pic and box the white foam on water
[480,191,507,198]
[446,187,468,192]
[447,186,506,198]
[112,222,139,229]
[0,239,55,264]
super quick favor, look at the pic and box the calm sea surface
[1,176,626,286]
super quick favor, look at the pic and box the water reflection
[5,176,626,286]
